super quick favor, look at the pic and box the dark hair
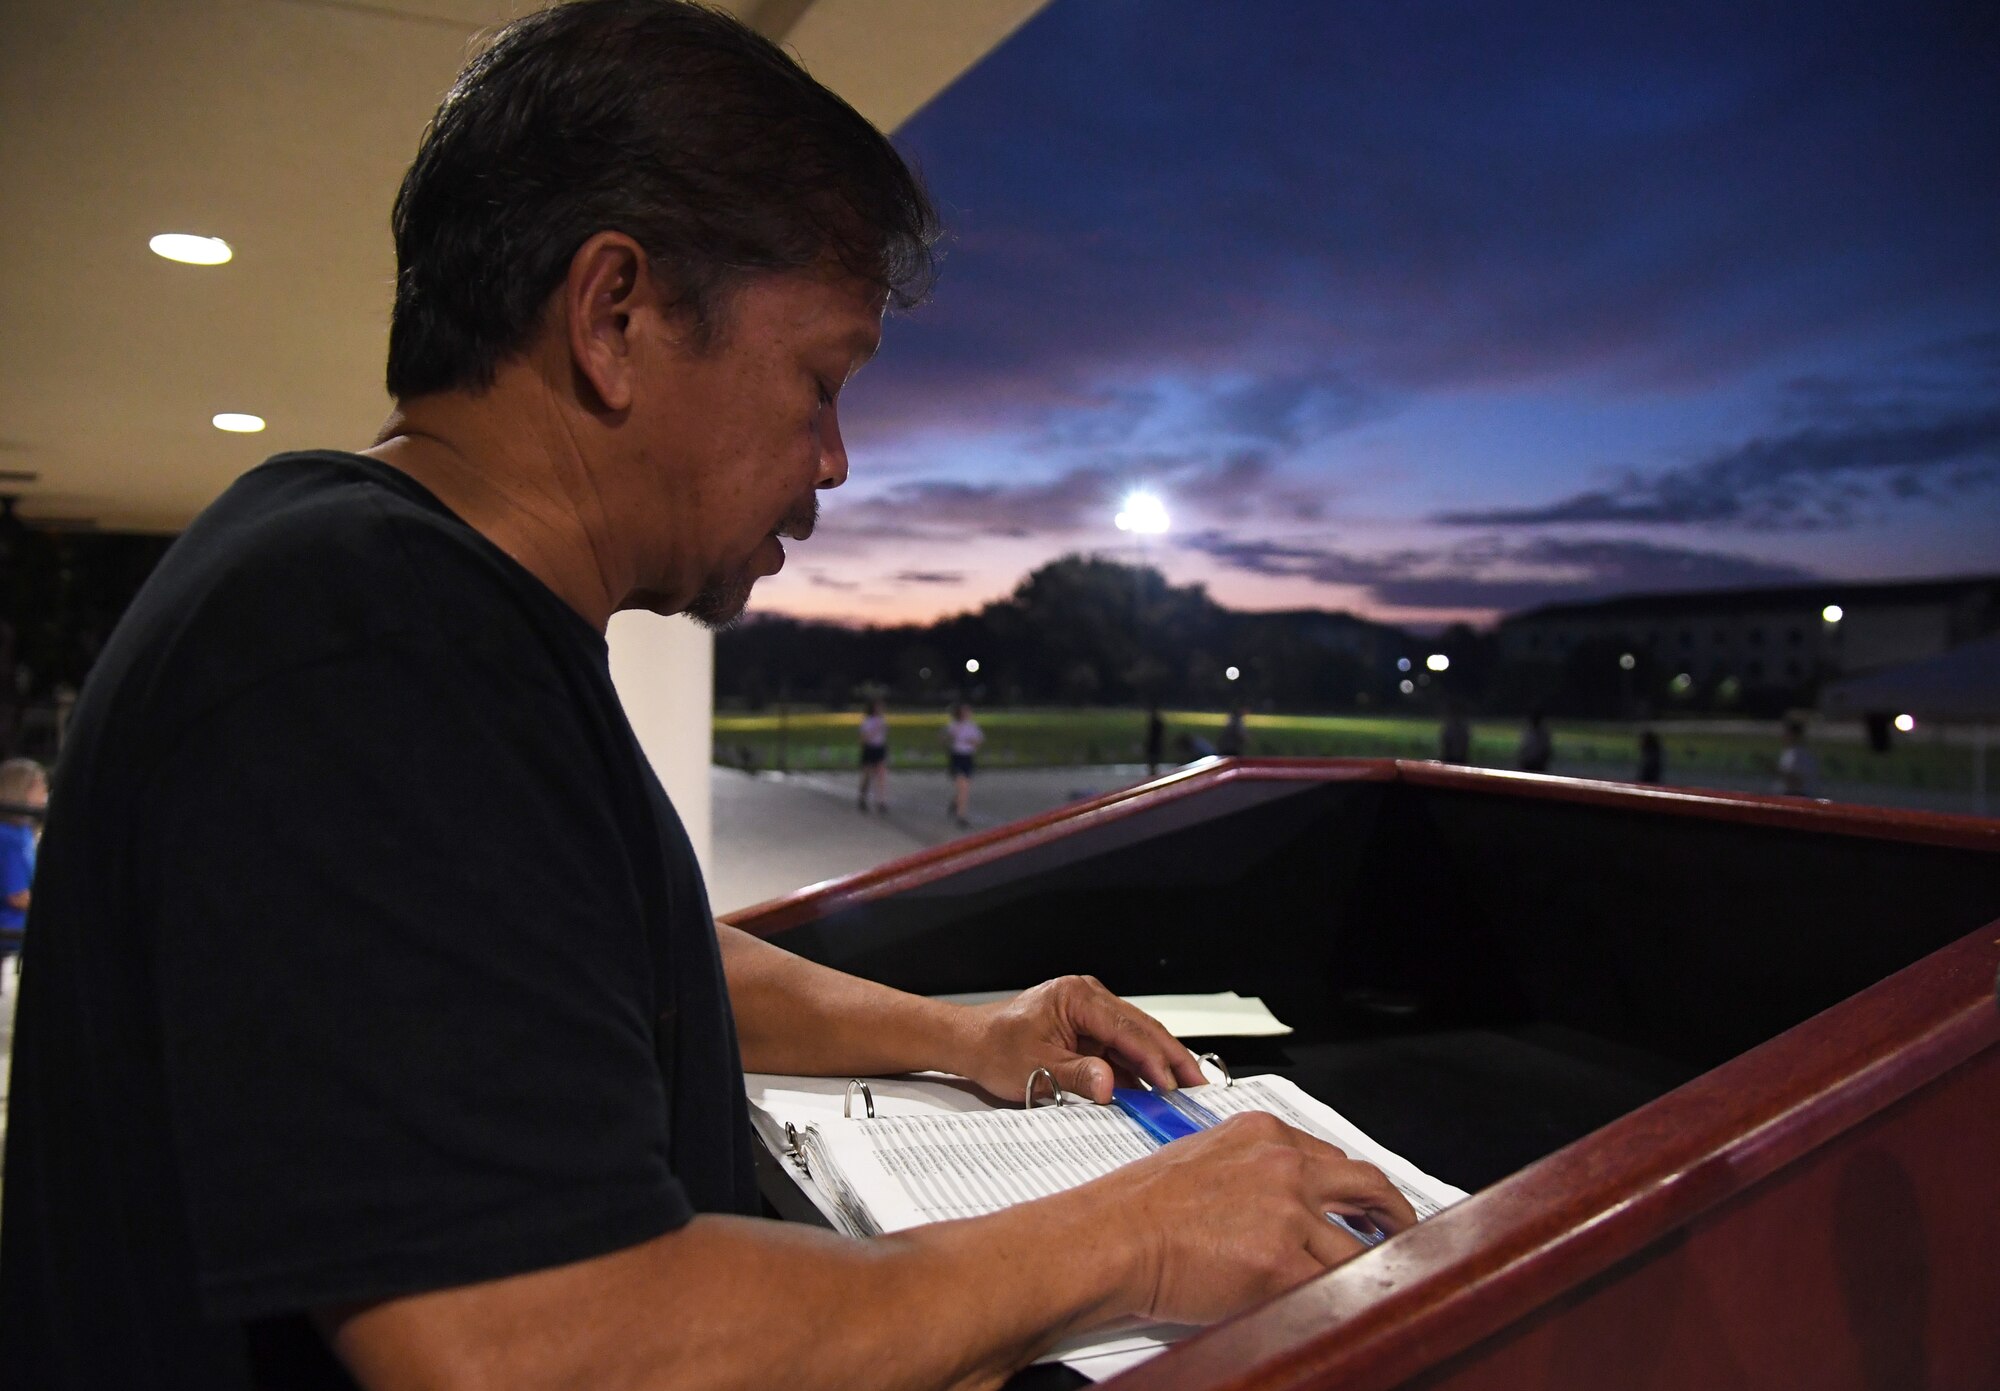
[386,0,939,399]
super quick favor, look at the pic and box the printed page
[807,1103,1157,1232]
[1188,1074,1468,1217]
[747,1070,1469,1375]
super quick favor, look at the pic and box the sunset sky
[754,0,1999,631]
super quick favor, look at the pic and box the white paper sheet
[1121,991,1294,1037]
[746,1070,1467,1374]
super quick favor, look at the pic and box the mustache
[777,495,820,541]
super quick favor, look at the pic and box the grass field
[712,707,1994,793]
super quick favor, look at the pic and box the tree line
[717,553,1836,720]
[717,554,1431,712]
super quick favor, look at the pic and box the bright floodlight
[1224,665,1240,682]
[1618,652,1637,671]
[1113,490,1170,534]
[1822,604,1844,623]
[964,658,980,674]
[1894,713,1915,733]
[212,413,265,433]
[150,233,232,265]
[1426,653,1450,672]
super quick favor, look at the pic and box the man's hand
[322,1109,1419,1391]
[946,975,1208,1104]
[1095,1110,1420,1326]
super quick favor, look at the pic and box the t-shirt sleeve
[144,642,690,1320]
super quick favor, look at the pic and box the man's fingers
[1317,1162,1418,1235]
[1303,1216,1366,1269]
[1064,982,1203,1090]
[1055,1055,1114,1104]
[1238,1118,1418,1237]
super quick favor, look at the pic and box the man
[1218,704,1248,757]
[943,700,983,827]
[1776,716,1819,796]
[1437,704,1471,765]
[1517,708,1553,773]
[0,5,1411,1387]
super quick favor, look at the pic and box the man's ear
[562,231,656,415]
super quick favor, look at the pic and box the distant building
[1495,575,2000,696]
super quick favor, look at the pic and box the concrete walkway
[707,764,1156,915]
[706,756,1992,915]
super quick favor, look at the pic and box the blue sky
[762,0,1999,628]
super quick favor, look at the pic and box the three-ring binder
[787,1078,878,1180]
[1024,1066,1063,1110]
[1019,1052,1233,1110]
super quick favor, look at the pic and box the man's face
[619,269,884,626]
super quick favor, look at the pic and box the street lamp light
[1396,657,1412,673]
[1115,491,1169,701]
[1426,653,1450,672]
[1822,604,1843,624]
[1114,490,1170,535]
[1224,665,1240,682]
[1114,491,1170,600]
[1618,652,1637,671]
[964,658,980,674]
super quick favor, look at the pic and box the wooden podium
[723,759,2000,1390]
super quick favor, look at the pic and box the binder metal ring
[844,1079,876,1119]
[1024,1065,1065,1110]
[1197,1052,1233,1088]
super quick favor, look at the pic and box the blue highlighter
[1111,1086,1223,1144]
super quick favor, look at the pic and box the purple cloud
[1435,370,2000,530]
[1179,529,1819,611]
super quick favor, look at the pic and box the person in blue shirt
[0,756,47,1015]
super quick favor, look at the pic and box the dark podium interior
[751,768,1997,1196]
[730,761,2000,1389]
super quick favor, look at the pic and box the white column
[606,610,714,875]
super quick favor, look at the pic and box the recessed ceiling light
[150,233,233,266]
[212,413,266,433]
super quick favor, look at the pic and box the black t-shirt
[0,452,757,1388]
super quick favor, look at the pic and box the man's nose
[816,405,849,489]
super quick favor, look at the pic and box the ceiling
[0,0,1045,531]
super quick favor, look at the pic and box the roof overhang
[0,0,1044,531]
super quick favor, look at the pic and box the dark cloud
[862,0,2000,433]
[865,467,1118,538]
[1179,529,1818,611]
[1199,368,1385,449]
[806,572,860,591]
[1436,392,2000,530]
[1021,385,1164,452]
[894,570,966,586]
